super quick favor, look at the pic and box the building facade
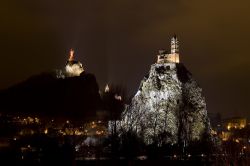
[157,35,180,63]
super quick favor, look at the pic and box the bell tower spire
[171,35,179,54]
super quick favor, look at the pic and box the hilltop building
[157,35,180,63]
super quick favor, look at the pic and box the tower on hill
[157,35,180,63]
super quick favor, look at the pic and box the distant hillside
[0,72,102,121]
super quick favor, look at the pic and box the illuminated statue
[65,49,84,77]
[68,49,75,61]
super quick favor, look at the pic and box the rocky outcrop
[116,63,212,145]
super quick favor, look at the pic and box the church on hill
[157,35,180,64]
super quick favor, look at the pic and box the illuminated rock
[115,62,212,145]
[114,36,213,145]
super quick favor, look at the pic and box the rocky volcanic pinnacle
[115,62,212,145]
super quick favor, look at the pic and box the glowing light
[240,124,245,128]
[105,84,110,93]
[115,94,122,101]
[211,129,217,135]
[44,129,48,134]
[65,63,84,76]
[35,117,39,123]
[74,130,83,135]
[96,131,102,135]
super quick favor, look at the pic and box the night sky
[0,0,250,118]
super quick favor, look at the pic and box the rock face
[117,63,211,145]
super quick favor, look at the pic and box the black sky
[0,0,250,118]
